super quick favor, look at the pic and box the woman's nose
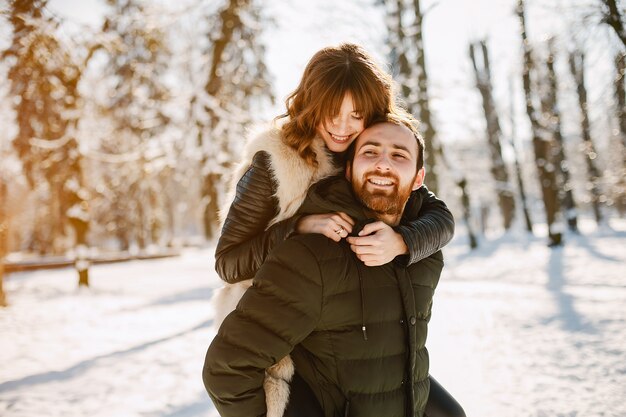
[331,115,349,131]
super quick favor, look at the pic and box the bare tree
[469,40,516,230]
[383,0,414,110]
[517,0,562,246]
[615,52,626,214]
[0,178,7,306]
[600,0,626,47]
[569,50,604,224]
[617,52,626,155]
[383,0,477,247]
[508,78,533,232]
[409,0,442,194]
[542,40,578,231]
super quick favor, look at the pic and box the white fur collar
[221,123,340,228]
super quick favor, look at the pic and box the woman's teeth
[330,133,350,142]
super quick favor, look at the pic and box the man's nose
[375,153,392,171]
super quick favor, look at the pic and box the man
[203,115,444,417]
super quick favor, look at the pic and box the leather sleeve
[203,239,323,417]
[215,151,301,283]
[395,186,455,267]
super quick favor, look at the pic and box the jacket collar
[298,175,373,234]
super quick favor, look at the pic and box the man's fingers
[350,244,381,256]
[358,221,387,236]
[356,253,384,266]
[347,235,378,247]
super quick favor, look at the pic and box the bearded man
[203,115,445,417]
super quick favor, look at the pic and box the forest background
[0,0,624,300]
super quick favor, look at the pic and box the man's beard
[353,172,414,216]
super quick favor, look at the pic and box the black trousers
[283,373,465,417]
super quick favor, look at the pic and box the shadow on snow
[0,318,213,393]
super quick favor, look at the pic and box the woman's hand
[296,212,355,242]
[346,221,408,266]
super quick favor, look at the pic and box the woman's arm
[215,151,300,283]
[395,186,455,266]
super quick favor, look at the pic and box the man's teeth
[369,178,393,186]
[330,133,350,142]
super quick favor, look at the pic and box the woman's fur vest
[212,123,339,417]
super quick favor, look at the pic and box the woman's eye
[352,114,363,120]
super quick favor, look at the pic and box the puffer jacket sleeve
[215,151,302,283]
[203,239,323,417]
[395,186,455,267]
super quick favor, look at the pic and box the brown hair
[384,112,425,170]
[277,43,397,166]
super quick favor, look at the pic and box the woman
[213,43,464,417]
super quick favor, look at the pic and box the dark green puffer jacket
[204,176,443,417]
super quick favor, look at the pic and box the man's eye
[393,153,408,159]
[363,150,376,156]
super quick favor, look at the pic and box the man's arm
[203,238,324,417]
[395,186,455,266]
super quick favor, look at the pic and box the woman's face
[317,92,365,153]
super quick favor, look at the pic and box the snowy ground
[1,219,625,417]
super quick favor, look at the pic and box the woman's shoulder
[243,122,287,158]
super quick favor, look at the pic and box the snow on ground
[1,219,625,417]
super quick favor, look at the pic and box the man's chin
[364,186,394,197]
[361,194,400,215]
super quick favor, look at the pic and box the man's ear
[412,167,425,190]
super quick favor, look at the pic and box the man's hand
[346,221,408,266]
[296,212,355,242]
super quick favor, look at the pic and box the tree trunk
[202,173,221,240]
[199,0,250,240]
[615,52,626,214]
[384,0,413,109]
[0,179,7,307]
[517,0,562,246]
[508,78,533,232]
[469,40,516,230]
[411,0,440,194]
[64,138,90,287]
[602,0,626,47]
[569,51,603,224]
[458,178,478,249]
[543,41,578,231]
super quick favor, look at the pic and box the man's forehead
[356,122,416,151]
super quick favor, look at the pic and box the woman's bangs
[316,76,349,124]
[349,74,379,122]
